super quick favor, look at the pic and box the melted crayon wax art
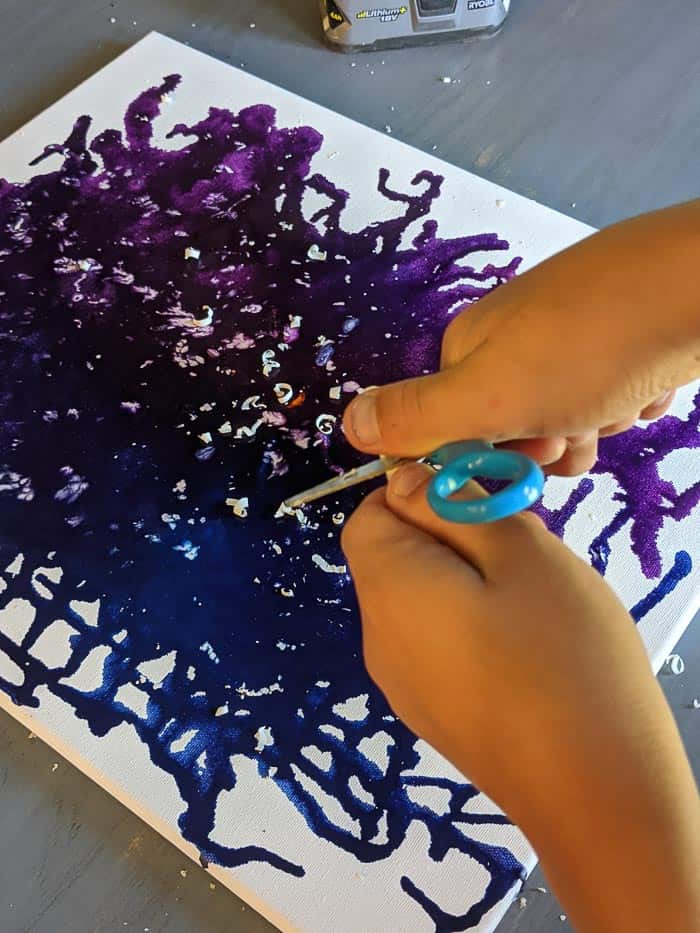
[0,67,697,932]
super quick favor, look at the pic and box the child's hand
[343,201,700,476]
[343,462,669,817]
[343,462,700,932]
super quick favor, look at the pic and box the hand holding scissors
[283,441,544,524]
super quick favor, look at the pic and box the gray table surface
[0,1,698,931]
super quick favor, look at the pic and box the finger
[640,390,675,421]
[342,344,525,457]
[599,417,638,438]
[498,436,568,466]
[545,432,599,477]
[599,392,675,437]
[439,303,492,368]
[341,486,482,622]
[384,462,547,578]
[342,369,467,456]
[342,488,486,727]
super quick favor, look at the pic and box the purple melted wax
[0,76,697,930]
[533,406,699,614]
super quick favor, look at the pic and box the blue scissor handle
[425,441,544,525]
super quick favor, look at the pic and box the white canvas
[0,33,697,933]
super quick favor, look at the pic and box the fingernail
[390,463,428,499]
[349,392,380,447]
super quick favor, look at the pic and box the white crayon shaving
[312,554,347,575]
[226,497,249,519]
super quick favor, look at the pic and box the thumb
[341,485,481,630]
[343,351,521,457]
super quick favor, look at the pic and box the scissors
[282,441,545,524]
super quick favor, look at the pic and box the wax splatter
[534,406,700,580]
[0,75,697,930]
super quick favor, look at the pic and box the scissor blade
[283,456,404,510]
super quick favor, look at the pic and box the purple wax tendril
[534,398,700,578]
[591,411,700,577]
[0,75,697,929]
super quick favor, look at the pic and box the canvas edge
[644,592,700,676]
[0,690,295,933]
[0,689,542,933]
[0,30,596,245]
[479,874,536,933]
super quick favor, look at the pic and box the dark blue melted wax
[0,76,697,930]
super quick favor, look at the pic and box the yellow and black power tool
[321,0,510,51]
